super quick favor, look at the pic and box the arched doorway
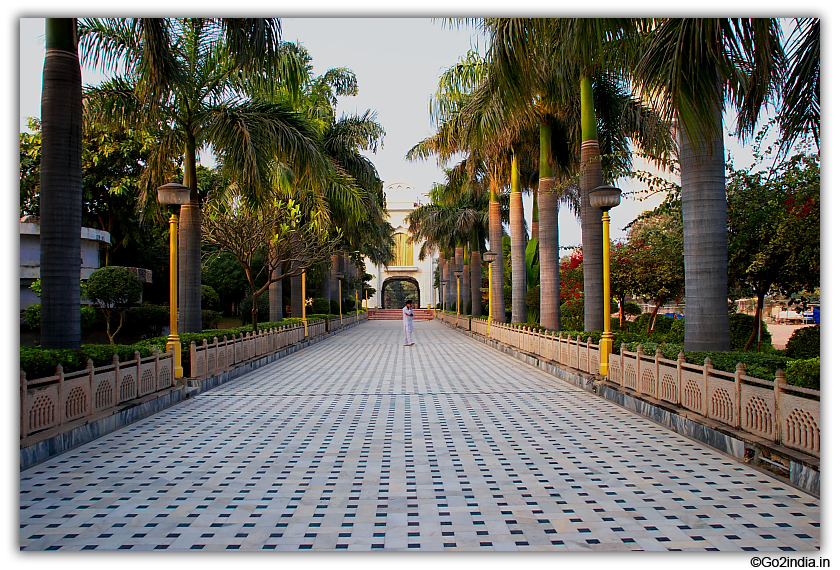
[382,277,420,309]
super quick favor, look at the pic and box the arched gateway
[381,276,420,309]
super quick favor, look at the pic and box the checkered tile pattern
[20,321,819,551]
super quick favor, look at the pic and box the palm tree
[633,18,784,351]
[483,18,674,332]
[40,18,83,349]
[80,18,328,332]
[779,18,819,154]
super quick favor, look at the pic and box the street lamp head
[453,269,463,278]
[157,182,191,206]
[482,251,498,263]
[589,185,622,211]
[440,279,449,285]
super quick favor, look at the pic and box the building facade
[363,183,438,309]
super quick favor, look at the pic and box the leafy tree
[625,209,685,336]
[85,266,143,344]
[79,18,330,333]
[634,18,785,351]
[727,147,820,350]
[202,197,342,330]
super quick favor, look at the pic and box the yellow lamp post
[302,270,308,337]
[440,279,448,314]
[589,185,622,377]
[454,269,463,316]
[356,290,359,322]
[157,182,191,379]
[483,251,498,335]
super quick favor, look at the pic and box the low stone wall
[20,316,369,470]
[437,316,820,496]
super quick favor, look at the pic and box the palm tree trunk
[448,255,456,309]
[269,225,283,321]
[463,258,471,313]
[179,133,202,333]
[580,75,605,332]
[680,116,731,351]
[330,253,340,309]
[538,119,560,331]
[455,246,465,313]
[510,153,527,324]
[538,183,559,331]
[531,186,539,245]
[290,272,303,318]
[488,180,505,323]
[471,234,482,317]
[40,18,82,349]
[269,256,283,322]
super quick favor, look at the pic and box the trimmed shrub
[344,297,355,312]
[329,299,340,315]
[729,312,773,351]
[239,294,270,325]
[201,285,221,312]
[20,343,157,379]
[202,310,222,330]
[24,304,97,333]
[80,306,97,332]
[126,304,170,338]
[623,301,642,316]
[24,304,41,330]
[635,313,676,335]
[665,318,685,343]
[465,300,472,315]
[785,358,820,390]
[310,297,331,315]
[785,325,819,359]
[560,298,584,331]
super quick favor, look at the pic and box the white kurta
[403,306,415,345]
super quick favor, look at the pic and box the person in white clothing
[403,299,415,346]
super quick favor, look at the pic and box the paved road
[20,320,819,551]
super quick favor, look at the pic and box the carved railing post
[734,362,744,429]
[774,369,785,445]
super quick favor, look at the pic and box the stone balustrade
[21,349,174,440]
[437,313,820,459]
[190,324,308,380]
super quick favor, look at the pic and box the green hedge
[785,357,820,390]
[785,325,819,359]
[21,344,158,379]
[729,312,773,351]
[23,304,97,333]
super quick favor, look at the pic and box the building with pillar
[363,183,438,309]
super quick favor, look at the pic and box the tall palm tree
[80,18,328,332]
[40,18,83,349]
[778,18,819,154]
[483,18,674,332]
[633,18,784,351]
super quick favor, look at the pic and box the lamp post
[157,182,191,379]
[336,269,345,327]
[483,251,498,335]
[302,270,308,337]
[454,269,463,316]
[589,185,622,377]
[440,279,448,313]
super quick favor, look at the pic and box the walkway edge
[20,319,369,471]
[439,320,820,497]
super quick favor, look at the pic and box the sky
[18,15,790,250]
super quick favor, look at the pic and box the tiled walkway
[20,321,819,551]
